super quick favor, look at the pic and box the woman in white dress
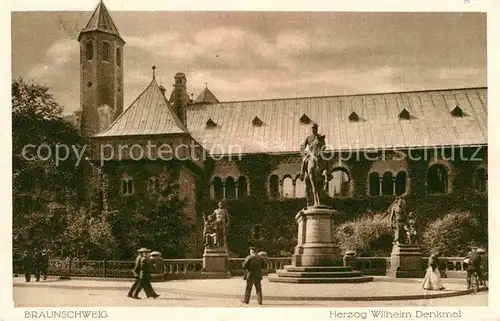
[422,253,445,290]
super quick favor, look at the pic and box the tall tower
[169,72,189,127]
[78,1,125,136]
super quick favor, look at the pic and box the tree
[107,168,192,259]
[421,211,486,256]
[12,78,89,256]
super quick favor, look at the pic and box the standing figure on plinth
[299,123,329,206]
[404,211,417,244]
[211,201,230,249]
[388,196,407,245]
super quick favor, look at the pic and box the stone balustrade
[12,255,485,280]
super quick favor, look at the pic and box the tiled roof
[78,1,123,42]
[95,80,187,137]
[186,88,487,155]
[194,87,220,104]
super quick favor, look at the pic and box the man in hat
[21,250,33,282]
[39,249,49,281]
[241,247,267,305]
[128,247,146,299]
[132,248,159,299]
[466,245,482,290]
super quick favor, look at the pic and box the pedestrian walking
[127,248,144,298]
[132,249,159,299]
[21,250,33,282]
[33,249,41,282]
[241,247,267,305]
[40,250,49,280]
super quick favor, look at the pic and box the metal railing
[13,256,485,280]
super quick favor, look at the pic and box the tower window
[121,176,134,196]
[116,48,121,67]
[85,41,93,60]
[102,42,110,62]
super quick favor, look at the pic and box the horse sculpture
[303,134,328,206]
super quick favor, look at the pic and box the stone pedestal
[202,246,230,278]
[269,205,373,284]
[386,244,425,278]
[292,206,341,266]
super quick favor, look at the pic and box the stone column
[222,182,226,199]
[279,179,284,198]
[392,177,396,195]
[235,182,239,199]
[379,177,383,196]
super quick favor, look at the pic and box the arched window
[475,168,486,193]
[427,164,448,194]
[225,177,236,199]
[382,172,393,196]
[369,172,380,196]
[238,176,248,198]
[269,175,279,199]
[116,47,121,67]
[213,177,223,200]
[328,168,350,197]
[395,171,407,196]
[85,41,93,60]
[102,42,110,62]
[283,177,294,198]
[121,175,134,196]
[295,176,306,198]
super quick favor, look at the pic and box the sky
[11,6,487,115]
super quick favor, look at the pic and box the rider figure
[466,245,483,289]
[300,123,325,181]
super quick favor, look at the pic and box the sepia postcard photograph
[3,0,500,320]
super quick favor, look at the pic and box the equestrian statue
[299,123,329,207]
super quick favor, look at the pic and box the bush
[334,212,393,256]
[421,211,486,256]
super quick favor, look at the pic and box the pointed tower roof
[194,86,220,104]
[95,79,188,137]
[78,1,124,43]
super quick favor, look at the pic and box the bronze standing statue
[207,201,230,249]
[387,197,408,245]
[300,123,329,206]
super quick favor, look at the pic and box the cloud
[27,39,78,79]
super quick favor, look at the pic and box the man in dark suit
[241,247,267,305]
[128,248,146,299]
[21,250,33,282]
[39,250,49,280]
[466,246,482,289]
[132,249,159,299]
[33,249,42,282]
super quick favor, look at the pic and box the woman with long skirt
[422,253,445,290]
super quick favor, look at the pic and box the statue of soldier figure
[203,201,230,250]
[387,196,409,245]
[299,123,329,206]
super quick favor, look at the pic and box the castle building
[77,2,488,255]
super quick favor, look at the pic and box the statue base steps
[386,244,425,278]
[269,265,373,284]
[269,205,372,284]
[202,246,230,278]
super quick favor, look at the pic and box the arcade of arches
[208,162,487,200]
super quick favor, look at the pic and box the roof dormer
[451,106,465,117]
[252,116,263,126]
[206,118,217,128]
[300,114,311,124]
[348,111,360,122]
[398,108,411,120]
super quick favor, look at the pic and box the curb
[13,281,485,301]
